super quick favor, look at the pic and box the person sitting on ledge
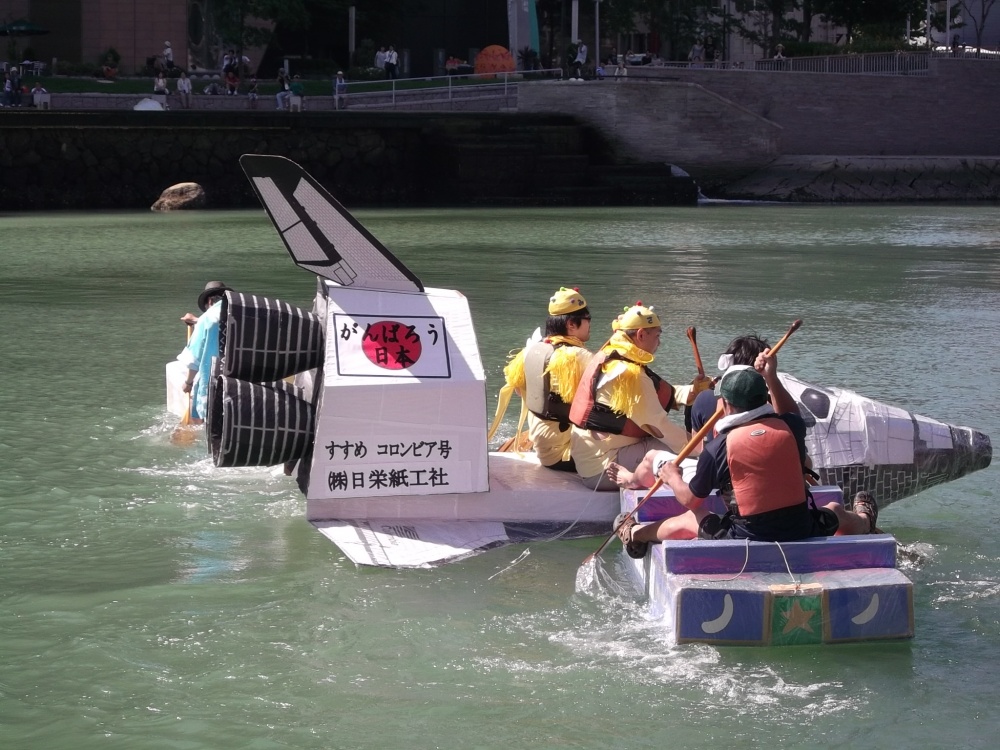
[153,71,170,96]
[225,69,240,95]
[102,55,118,80]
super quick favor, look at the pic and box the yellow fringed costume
[569,303,706,482]
[488,288,593,464]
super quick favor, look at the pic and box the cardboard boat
[165,155,991,569]
[616,486,914,646]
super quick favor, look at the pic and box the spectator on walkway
[773,44,786,60]
[375,46,387,73]
[275,72,291,109]
[163,41,175,71]
[102,54,119,80]
[572,40,587,78]
[247,76,259,109]
[704,36,717,67]
[688,39,705,67]
[9,66,22,106]
[290,74,305,102]
[334,70,348,109]
[614,57,627,80]
[153,71,170,95]
[225,69,240,95]
[385,46,399,79]
[176,71,192,108]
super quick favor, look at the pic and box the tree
[209,0,351,66]
[602,0,718,60]
[730,0,801,56]
[813,0,925,44]
[958,0,999,53]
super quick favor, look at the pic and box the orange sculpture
[474,45,515,77]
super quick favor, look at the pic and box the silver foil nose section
[964,427,992,473]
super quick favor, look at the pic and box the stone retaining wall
[627,58,1000,158]
[520,59,1000,200]
[0,111,680,211]
[519,79,781,184]
[712,155,1000,202]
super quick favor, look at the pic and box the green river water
[1,204,999,749]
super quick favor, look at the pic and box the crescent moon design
[851,593,880,625]
[701,593,734,633]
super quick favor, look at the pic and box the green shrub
[352,38,376,69]
[295,58,341,77]
[779,41,841,57]
[101,46,121,65]
[348,65,386,81]
[54,60,100,76]
[847,34,908,54]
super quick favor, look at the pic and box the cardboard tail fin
[239,154,423,292]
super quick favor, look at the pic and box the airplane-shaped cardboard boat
[164,155,992,569]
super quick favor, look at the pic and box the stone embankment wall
[713,156,1000,202]
[630,58,1000,158]
[520,58,1000,201]
[519,79,782,188]
[0,111,650,211]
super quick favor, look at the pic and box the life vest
[723,416,806,517]
[569,350,674,437]
[523,340,571,428]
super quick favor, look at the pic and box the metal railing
[754,51,930,75]
[635,51,932,77]
[337,67,563,110]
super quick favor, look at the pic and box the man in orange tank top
[614,352,878,558]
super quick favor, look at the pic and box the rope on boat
[488,549,531,580]
[489,481,606,580]
[710,539,801,586]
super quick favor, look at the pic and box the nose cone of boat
[967,427,993,473]
[919,426,993,485]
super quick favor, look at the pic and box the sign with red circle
[361,320,423,370]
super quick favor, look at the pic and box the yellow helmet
[548,287,588,315]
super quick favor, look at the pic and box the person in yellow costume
[488,287,593,471]
[568,302,712,489]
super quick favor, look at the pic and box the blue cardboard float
[620,486,914,646]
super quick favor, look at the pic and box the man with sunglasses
[491,287,593,471]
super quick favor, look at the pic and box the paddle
[581,317,804,565]
[683,326,705,435]
[171,326,199,446]
[771,318,802,355]
[686,326,705,378]
[581,403,725,566]
[497,431,533,452]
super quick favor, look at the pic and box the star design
[780,600,817,635]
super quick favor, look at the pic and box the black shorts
[698,502,839,541]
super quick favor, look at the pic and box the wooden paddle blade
[497,431,533,453]
[770,319,802,355]
[686,326,705,377]
[170,424,200,446]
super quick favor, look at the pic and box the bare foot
[606,462,640,489]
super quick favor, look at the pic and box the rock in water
[152,182,206,211]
